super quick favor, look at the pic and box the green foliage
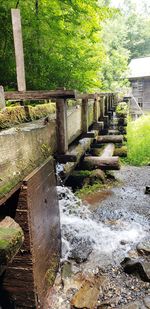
[127,115,150,166]
[75,181,103,199]
[116,102,128,115]
[0,0,112,92]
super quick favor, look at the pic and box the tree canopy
[0,0,150,93]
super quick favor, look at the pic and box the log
[97,135,123,143]
[0,217,24,275]
[83,156,120,170]
[100,143,115,158]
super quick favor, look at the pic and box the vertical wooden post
[93,97,98,122]
[100,96,105,120]
[104,95,109,115]
[108,94,111,111]
[11,9,26,91]
[0,86,5,109]
[56,98,68,154]
[82,98,88,133]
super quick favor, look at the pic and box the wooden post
[82,98,88,133]
[11,9,26,91]
[100,97,105,120]
[56,98,68,154]
[93,97,98,122]
[0,86,5,109]
[104,95,108,115]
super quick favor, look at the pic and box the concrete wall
[0,103,99,198]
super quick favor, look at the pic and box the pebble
[143,296,150,308]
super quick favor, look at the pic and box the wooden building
[129,57,150,112]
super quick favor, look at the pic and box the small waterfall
[57,186,148,268]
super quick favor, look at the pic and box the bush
[127,115,150,165]
[116,102,128,116]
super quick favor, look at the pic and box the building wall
[131,78,150,111]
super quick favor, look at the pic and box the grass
[127,114,150,166]
[75,181,104,199]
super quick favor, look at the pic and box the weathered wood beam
[54,154,77,163]
[0,86,5,109]
[100,143,115,158]
[4,90,76,101]
[93,97,98,122]
[83,156,120,170]
[56,98,68,154]
[11,9,26,92]
[81,98,88,134]
[97,135,123,144]
[99,97,105,120]
[82,130,98,138]
[75,93,97,100]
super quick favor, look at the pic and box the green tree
[0,0,111,92]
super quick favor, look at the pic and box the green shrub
[127,114,150,165]
[116,102,128,116]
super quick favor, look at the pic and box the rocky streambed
[46,166,150,309]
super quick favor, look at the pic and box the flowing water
[46,166,150,309]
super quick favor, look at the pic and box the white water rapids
[57,186,148,268]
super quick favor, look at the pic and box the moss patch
[0,103,56,129]
[45,253,59,287]
[0,225,24,265]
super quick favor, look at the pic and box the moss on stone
[0,103,56,129]
[0,223,24,265]
[75,181,104,199]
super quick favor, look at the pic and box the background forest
[0,0,150,92]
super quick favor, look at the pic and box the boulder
[121,258,150,282]
[71,275,107,309]
[69,237,93,263]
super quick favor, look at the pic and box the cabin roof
[129,57,150,79]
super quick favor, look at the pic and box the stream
[46,166,150,309]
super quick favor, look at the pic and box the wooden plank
[104,95,109,115]
[93,97,98,122]
[76,93,97,100]
[5,89,76,101]
[100,143,115,158]
[1,157,61,308]
[100,97,105,120]
[11,9,26,91]
[0,86,5,109]
[81,98,88,134]
[55,154,77,163]
[56,98,68,154]
[82,131,98,138]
